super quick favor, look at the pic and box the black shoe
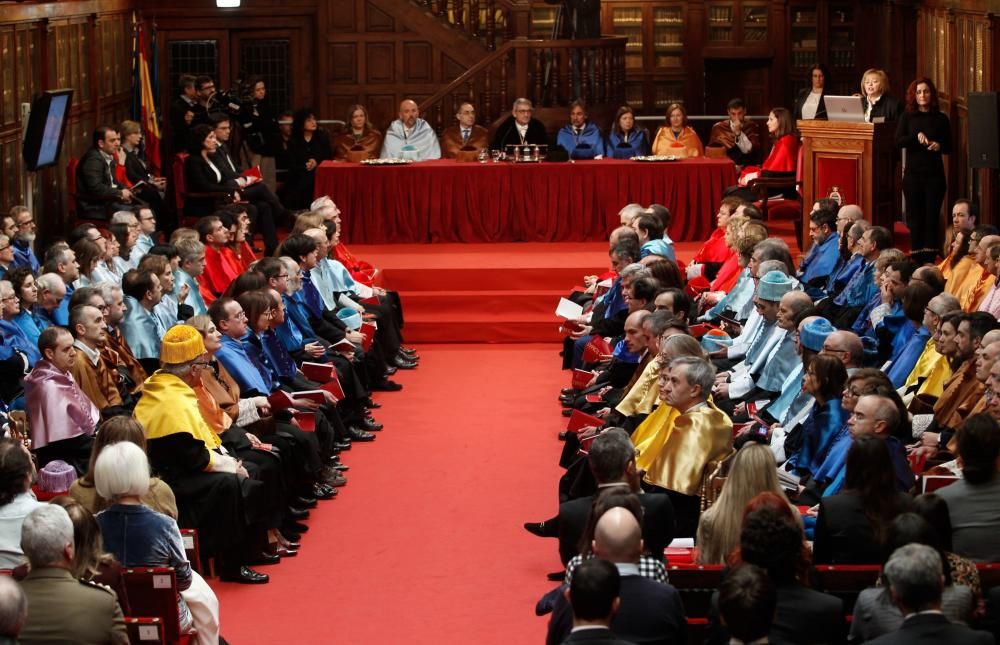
[313,484,337,500]
[384,366,398,376]
[393,355,418,369]
[279,529,301,542]
[546,571,565,582]
[324,473,347,487]
[523,521,549,537]
[332,462,349,472]
[400,347,419,357]
[334,440,352,451]
[396,350,419,362]
[287,507,310,520]
[347,426,376,442]
[293,496,318,509]
[560,388,576,396]
[374,379,403,392]
[220,566,270,584]
[366,399,382,409]
[360,417,383,431]
[561,408,573,417]
[248,552,281,566]
[283,520,309,534]
[558,431,569,441]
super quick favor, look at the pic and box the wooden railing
[412,0,513,50]
[417,36,627,133]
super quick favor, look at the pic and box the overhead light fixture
[216,0,241,7]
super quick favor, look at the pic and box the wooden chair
[749,145,805,242]
[124,617,166,644]
[121,567,194,645]
[814,564,881,616]
[667,564,725,618]
[6,410,30,450]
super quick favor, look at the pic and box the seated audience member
[826,219,869,300]
[283,108,334,208]
[525,429,674,567]
[942,228,989,311]
[867,543,993,644]
[174,238,209,313]
[380,99,441,161]
[95,282,148,403]
[936,414,1000,563]
[120,269,167,369]
[700,219,767,313]
[883,284,942,385]
[95,441,222,642]
[0,574,26,642]
[726,107,799,202]
[9,206,39,273]
[784,353,848,478]
[860,68,903,122]
[183,124,243,218]
[687,197,744,283]
[440,102,489,159]
[492,97,548,149]
[0,280,41,368]
[0,235,13,280]
[334,104,383,160]
[798,199,841,298]
[713,498,844,644]
[18,505,128,644]
[977,244,1000,318]
[196,215,242,296]
[131,206,157,263]
[607,105,650,159]
[900,294,961,400]
[813,433,915,564]
[821,225,893,327]
[137,253,189,331]
[72,238,105,289]
[40,245,79,326]
[850,513,975,642]
[696,443,790,565]
[68,305,129,417]
[70,416,178,518]
[110,211,141,271]
[8,268,48,347]
[632,211,674,261]
[0,438,44,569]
[118,120,168,221]
[75,126,136,217]
[644,356,734,537]
[556,100,606,160]
[718,564,776,645]
[134,325,270,584]
[709,98,762,166]
[558,559,633,645]
[967,233,1000,311]
[612,313,686,428]
[913,494,983,594]
[23,327,99,473]
[100,227,126,281]
[547,507,686,645]
[939,199,978,275]
[651,103,704,158]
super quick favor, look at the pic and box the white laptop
[825,95,866,122]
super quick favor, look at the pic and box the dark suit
[557,489,675,565]
[866,612,994,645]
[560,627,638,645]
[548,574,686,645]
[491,116,549,150]
[75,147,131,216]
[793,88,828,121]
[183,153,235,217]
[212,142,282,255]
[545,0,602,39]
[169,95,207,151]
[813,491,914,565]
[710,582,845,645]
[122,147,169,228]
[862,94,904,122]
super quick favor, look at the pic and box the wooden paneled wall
[0,0,134,241]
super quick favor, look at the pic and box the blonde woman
[696,444,791,564]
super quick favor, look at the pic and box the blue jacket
[607,129,650,159]
[556,122,606,159]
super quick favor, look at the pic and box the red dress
[737,134,799,185]
[333,243,376,286]
[693,228,733,265]
[199,245,244,296]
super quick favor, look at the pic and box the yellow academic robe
[651,126,704,158]
[903,339,953,400]
[134,371,222,466]
[616,358,662,418]
[642,401,734,496]
[943,256,983,311]
[632,402,681,473]
[968,273,996,312]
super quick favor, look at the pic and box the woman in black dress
[860,68,903,122]
[896,77,951,264]
[793,63,828,121]
[283,108,333,209]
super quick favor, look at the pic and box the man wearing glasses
[9,206,38,273]
[491,98,548,151]
[0,234,13,280]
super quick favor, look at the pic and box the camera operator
[169,74,208,152]
[240,77,281,189]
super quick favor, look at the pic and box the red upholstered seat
[121,567,194,645]
[124,617,166,644]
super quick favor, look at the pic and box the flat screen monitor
[22,89,74,171]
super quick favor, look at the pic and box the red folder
[571,369,596,390]
[301,361,334,382]
[566,409,605,434]
[582,336,613,363]
[360,296,379,305]
[320,377,345,401]
[360,322,376,351]
[331,339,355,352]
[267,390,326,409]
[585,393,604,404]
[267,390,296,409]
[291,410,315,432]
[240,166,263,182]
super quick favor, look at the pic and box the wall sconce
[216,0,241,7]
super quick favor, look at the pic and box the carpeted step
[385,266,603,293]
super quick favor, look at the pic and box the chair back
[179,529,201,574]
[122,567,189,644]
[667,565,725,618]
[814,564,881,615]
[978,563,1000,593]
[172,154,189,211]
[125,617,166,644]
[7,411,30,450]
[67,157,80,215]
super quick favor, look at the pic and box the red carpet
[210,344,568,643]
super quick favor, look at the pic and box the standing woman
[793,63,829,121]
[333,104,383,161]
[606,105,650,159]
[284,108,334,209]
[896,77,950,264]
[651,103,704,157]
[860,68,903,122]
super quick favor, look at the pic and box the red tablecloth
[315,158,737,244]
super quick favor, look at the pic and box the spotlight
[216,0,241,7]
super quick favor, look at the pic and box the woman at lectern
[651,103,704,158]
[859,68,903,122]
[793,63,829,121]
[606,106,650,159]
[896,77,950,264]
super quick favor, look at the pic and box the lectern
[797,120,899,250]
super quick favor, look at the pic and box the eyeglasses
[231,311,248,321]
[276,274,289,279]
[0,244,8,252]
[0,295,17,302]
[16,219,34,227]
[192,360,212,368]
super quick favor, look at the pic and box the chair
[977,563,1000,593]
[171,153,230,225]
[7,410,30,450]
[814,564,882,616]
[66,157,117,223]
[179,529,201,575]
[124,617,166,644]
[121,567,194,645]
[667,564,725,618]
[749,145,805,241]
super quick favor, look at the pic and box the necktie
[300,273,325,319]
[462,129,470,143]
[575,128,582,137]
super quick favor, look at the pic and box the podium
[797,120,899,250]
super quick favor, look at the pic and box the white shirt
[802,91,822,120]
[73,340,101,367]
[516,123,529,140]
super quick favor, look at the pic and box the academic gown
[834,260,877,308]
[798,233,841,297]
[651,126,704,158]
[756,332,801,394]
[693,228,733,266]
[887,326,931,388]
[643,402,734,496]
[440,125,489,158]
[556,122,606,159]
[827,253,863,297]
[902,339,952,400]
[175,270,208,316]
[11,310,48,348]
[380,118,441,161]
[944,256,986,311]
[632,403,681,474]
[333,129,383,161]
[23,360,99,450]
[490,116,548,150]
[119,296,166,360]
[0,319,41,367]
[787,398,846,478]
[607,129,650,159]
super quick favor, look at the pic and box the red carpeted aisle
[210,344,567,643]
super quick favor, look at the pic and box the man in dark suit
[491,98,549,150]
[559,559,635,645]
[718,564,776,645]
[169,74,207,152]
[525,428,675,567]
[75,126,137,218]
[547,507,686,645]
[868,543,994,645]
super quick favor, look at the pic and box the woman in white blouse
[793,63,829,121]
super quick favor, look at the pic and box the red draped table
[315,158,737,244]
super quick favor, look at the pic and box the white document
[555,297,584,320]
